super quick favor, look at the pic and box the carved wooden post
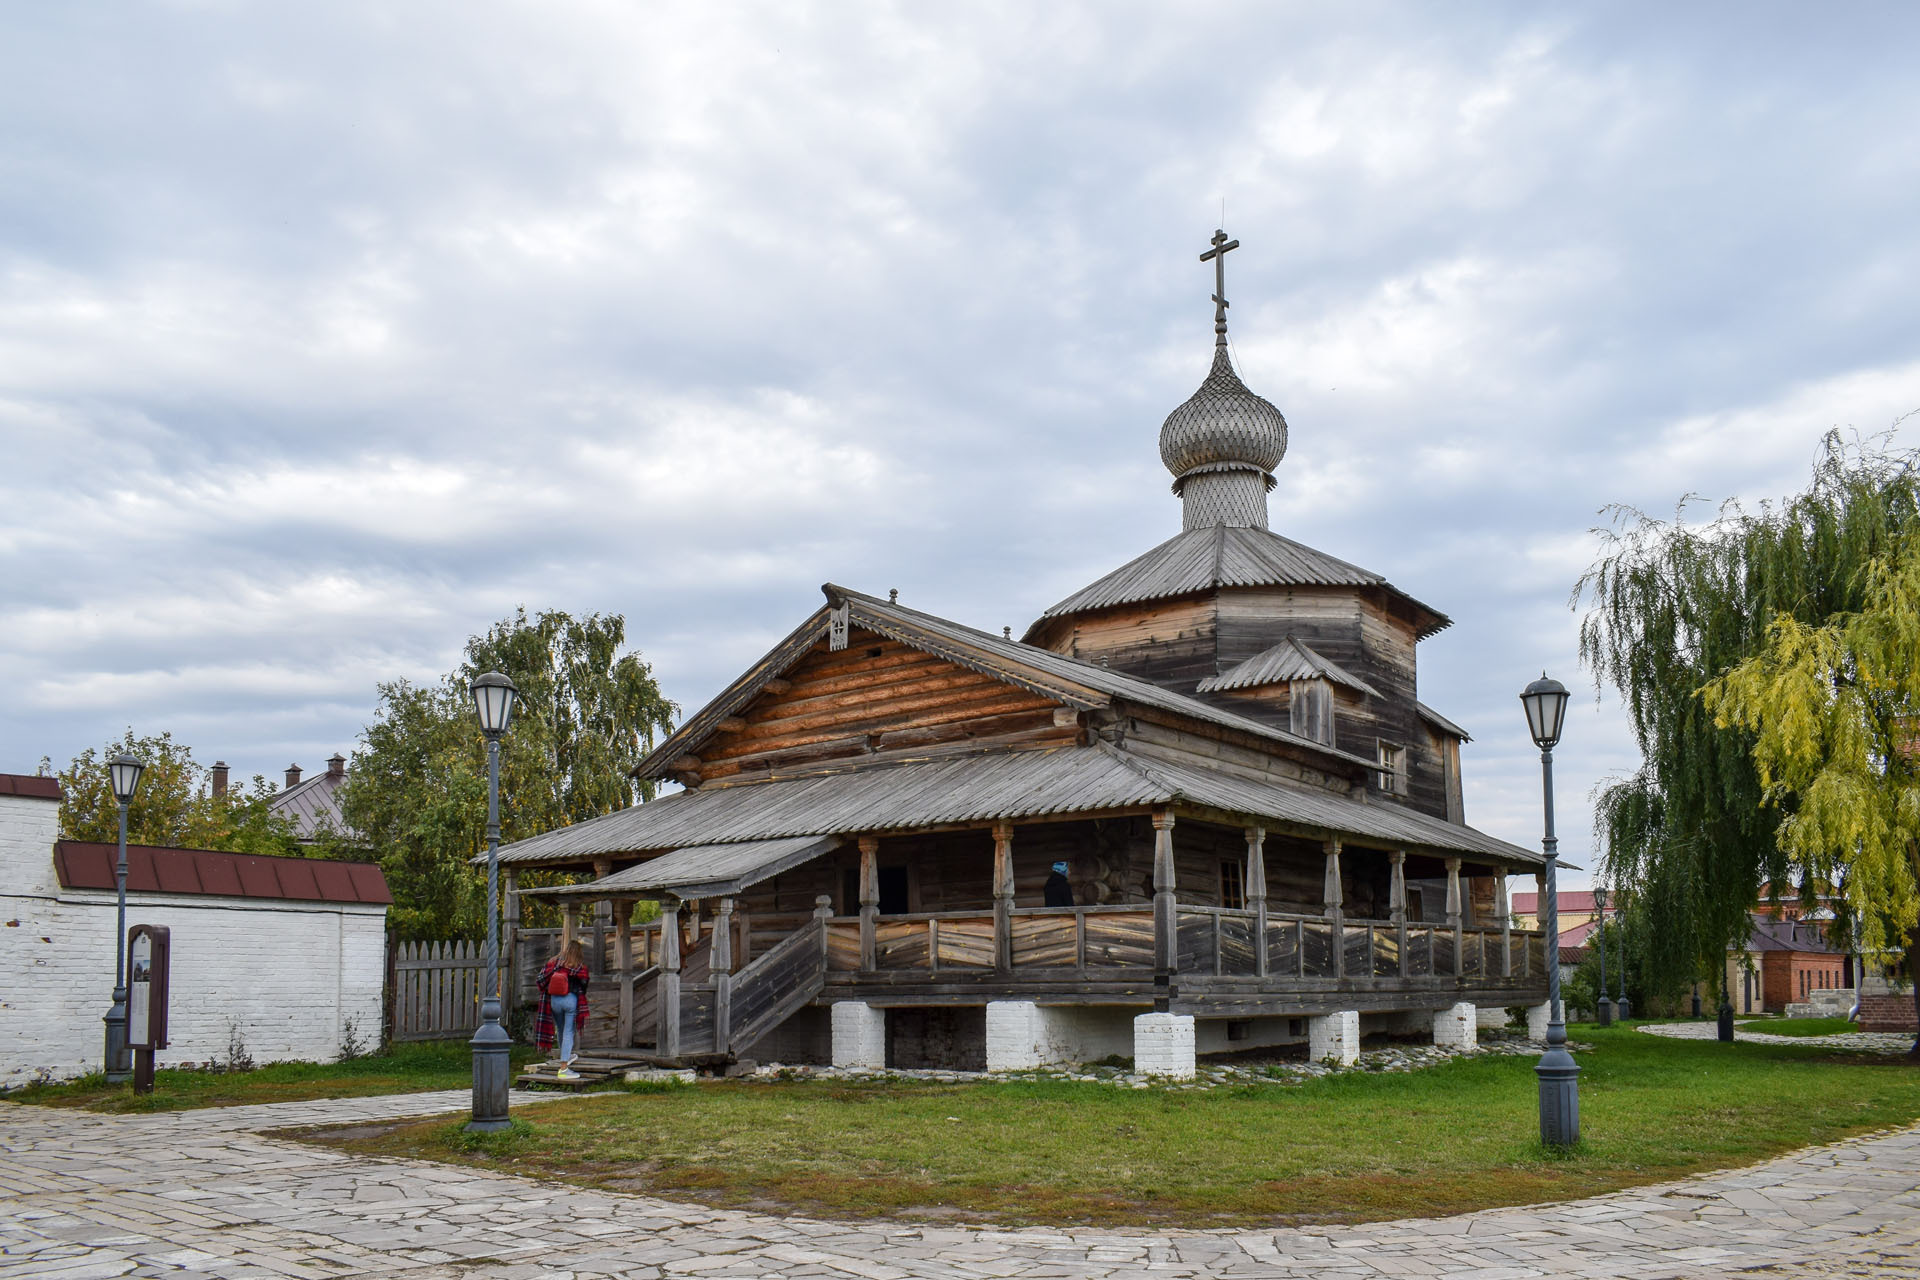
[992,821,1015,973]
[1245,826,1268,979]
[1152,810,1177,1008]
[814,894,833,958]
[503,866,521,1008]
[615,899,635,1047]
[658,900,682,1059]
[1389,850,1408,978]
[1445,858,1464,977]
[1323,839,1344,979]
[1497,872,1512,977]
[592,857,613,970]
[713,896,735,1053]
[858,836,880,972]
[561,901,580,950]
[1532,872,1546,978]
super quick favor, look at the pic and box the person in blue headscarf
[1044,859,1075,907]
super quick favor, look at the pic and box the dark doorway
[842,865,913,914]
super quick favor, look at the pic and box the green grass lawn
[1736,1017,1862,1037]
[3,1040,542,1113]
[301,1026,1920,1228]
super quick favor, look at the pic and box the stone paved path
[3,1089,1918,1279]
[1637,1021,1916,1055]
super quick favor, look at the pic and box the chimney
[285,763,302,789]
[211,761,229,799]
[327,753,346,779]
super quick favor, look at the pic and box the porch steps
[516,1054,643,1089]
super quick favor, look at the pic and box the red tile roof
[0,773,61,799]
[52,841,390,906]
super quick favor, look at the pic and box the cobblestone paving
[1637,1021,1917,1054]
[3,1089,1918,1278]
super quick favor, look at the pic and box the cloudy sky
[4,2,1917,877]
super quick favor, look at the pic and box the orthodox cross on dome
[1199,228,1240,348]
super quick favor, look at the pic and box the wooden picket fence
[388,939,488,1041]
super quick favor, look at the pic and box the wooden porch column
[991,822,1015,973]
[713,896,735,1053]
[615,899,635,1047]
[592,857,613,969]
[1323,839,1344,979]
[1497,873,1513,977]
[503,867,521,1008]
[658,900,682,1058]
[1389,850,1408,978]
[1445,857,1464,977]
[561,901,581,950]
[858,836,880,971]
[1152,810,1177,1008]
[1245,826,1268,979]
[814,894,834,958]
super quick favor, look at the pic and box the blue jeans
[550,993,578,1063]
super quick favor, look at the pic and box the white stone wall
[1432,1001,1478,1050]
[1132,1012,1195,1079]
[985,1001,1135,1070]
[1309,1010,1359,1065]
[829,1001,886,1069]
[0,792,388,1088]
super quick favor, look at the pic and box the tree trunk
[1908,915,1919,1059]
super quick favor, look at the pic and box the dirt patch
[298,1122,405,1143]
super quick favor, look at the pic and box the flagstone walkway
[3,1089,1917,1279]
[1637,1021,1916,1055]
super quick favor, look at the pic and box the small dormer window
[1290,677,1335,745]
[1376,741,1407,796]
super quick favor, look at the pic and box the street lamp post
[468,671,520,1132]
[1594,885,1614,1027]
[1521,674,1579,1147]
[1613,899,1631,1019]
[102,754,145,1083]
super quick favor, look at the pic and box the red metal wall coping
[51,841,392,905]
[0,773,62,799]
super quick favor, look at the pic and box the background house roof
[268,755,352,842]
[53,840,391,905]
[0,772,61,799]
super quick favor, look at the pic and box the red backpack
[546,966,569,997]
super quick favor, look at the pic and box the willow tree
[1577,432,1920,1001]
[1703,549,1920,1046]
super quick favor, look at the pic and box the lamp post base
[1536,1044,1581,1146]
[1596,997,1614,1028]
[468,1003,513,1133]
[103,990,130,1085]
[1617,996,1631,1020]
[1717,1000,1736,1042]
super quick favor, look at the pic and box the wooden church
[495,232,1549,1077]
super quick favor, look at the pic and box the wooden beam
[764,677,793,694]
[716,717,749,733]
[1497,871,1512,977]
[615,899,635,1047]
[1446,857,1464,977]
[713,896,735,1053]
[991,822,1014,974]
[1390,850,1408,978]
[1323,839,1343,979]
[658,902,682,1059]
[858,836,880,972]
[1245,826,1268,980]
[1152,809,1176,1008]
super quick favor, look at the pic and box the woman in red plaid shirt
[535,939,590,1078]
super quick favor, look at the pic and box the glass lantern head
[1520,673,1571,750]
[470,671,519,738]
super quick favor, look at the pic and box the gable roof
[270,762,352,842]
[1024,524,1450,639]
[495,741,1543,870]
[53,840,391,905]
[1416,701,1472,742]
[632,584,1380,781]
[528,835,843,900]
[1195,636,1382,696]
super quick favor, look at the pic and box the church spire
[1157,229,1289,531]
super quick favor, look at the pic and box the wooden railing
[821,905,1541,984]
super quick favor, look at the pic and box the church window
[1376,742,1407,796]
[1220,860,1245,910]
[1289,678,1335,745]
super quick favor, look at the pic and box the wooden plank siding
[691,637,1075,785]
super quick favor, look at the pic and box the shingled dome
[1159,345,1289,483]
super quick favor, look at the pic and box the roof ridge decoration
[1196,635,1383,697]
[1159,228,1289,533]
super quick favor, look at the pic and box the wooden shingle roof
[1195,636,1381,696]
[1025,524,1450,639]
